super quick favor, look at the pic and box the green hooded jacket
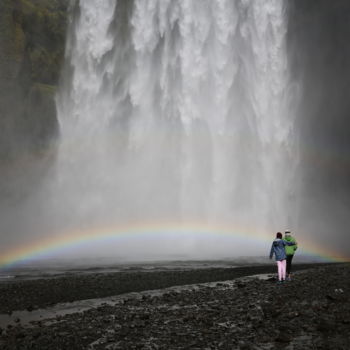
[284,235,297,256]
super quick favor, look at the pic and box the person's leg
[281,259,287,281]
[289,254,294,275]
[286,255,294,278]
[277,260,283,281]
[286,255,292,275]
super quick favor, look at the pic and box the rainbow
[0,222,349,269]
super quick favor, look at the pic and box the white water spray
[52,0,297,257]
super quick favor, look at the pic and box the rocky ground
[0,264,331,314]
[0,263,349,349]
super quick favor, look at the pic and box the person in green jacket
[284,230,297,280]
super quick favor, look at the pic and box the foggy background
[0,0,349,264]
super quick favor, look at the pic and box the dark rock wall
[288,0,350,193]
[0,0,68,162]
[287,0,350,240]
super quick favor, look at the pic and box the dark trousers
[286,254,294,275]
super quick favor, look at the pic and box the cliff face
[288,0,350,192]
[0,0,68,162]
[287,0,350,242]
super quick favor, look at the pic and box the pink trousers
[277,260,286,281]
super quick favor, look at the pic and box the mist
[0,0,349,265]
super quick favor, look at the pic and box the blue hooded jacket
[269,239,295,261]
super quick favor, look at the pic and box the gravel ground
[0,263,349,349]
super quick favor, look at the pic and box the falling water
[52,0,297,256]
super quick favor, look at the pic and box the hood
[273,239,282,246]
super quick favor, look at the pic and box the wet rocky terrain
[0,263,349,349]
[0,263,331,314]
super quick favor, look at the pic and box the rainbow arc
[0,222,348,268]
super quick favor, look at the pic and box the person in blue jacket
[269,232,295,283]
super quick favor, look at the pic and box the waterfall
[54,0,296,248]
